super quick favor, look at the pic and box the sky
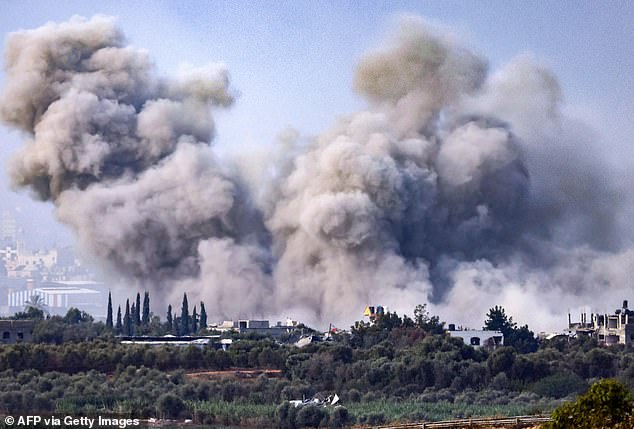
[0,1,632,250]
[1,1,633,246]
[0,1,632,327]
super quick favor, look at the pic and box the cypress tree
[199,302,207,330]
[135,292,142,326]
[116,305,122,332]
[142,291,150,325]
[124,299,132,336]
[106,291,113,329]
[166,304,173,332]
[192,305,198,333]
[181,293,190,335]
[174,316,180,336]
[131,303,136,328]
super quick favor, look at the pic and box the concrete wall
[0,320,35,344]
[448,329,504,348]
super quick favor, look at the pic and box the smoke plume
[1,15,630,330]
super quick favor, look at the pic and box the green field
[180,399,555,427]
[347,400,554,424]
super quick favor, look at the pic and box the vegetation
[546,379,634,429]
[4,296,634,427]
[142,291,150,325]
[181,292,190,335]
[484,306,539,353]
[105,292,113,329]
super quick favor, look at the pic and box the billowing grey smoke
[1,15,629,329]
[266,18,531,316]
[0,16,272,318]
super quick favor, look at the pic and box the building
[237,320,270,330]
[1,241,58,278]
[593,300,634,346]
[567,311,595,339]
[0,211,18,243]
[119,335,232,349]
[211,319,299,338]
[363,305,385,322]
[0,320,35,344]
[0,244,18,267]
[215,320,236,331]
[0,236,94,286]
[235,319,297,338]
[15,245,58,270]
[7,281,105,316]
[0,278,28,309]
[447,324,504,349]
[567,300,634,346]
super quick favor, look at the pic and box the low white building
[448,327,504,348]
[8,281,105,315]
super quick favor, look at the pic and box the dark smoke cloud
[1,15,630,329]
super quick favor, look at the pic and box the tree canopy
[484,306,538,353]
[547,379,634,429]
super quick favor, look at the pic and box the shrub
[296,405,328,428]
[277,402,298,429]
[156,393,185,419]
[546,379,634,429]
[530,372,587,399]
[346,389,361,403]
[329,406,354,428]
[364,412,386,425]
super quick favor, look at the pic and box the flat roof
[44,280,102,286]
[34,287,101,294]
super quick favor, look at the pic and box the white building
[8,281,104,314]
[0,245,18,265]
[448,327,504,348]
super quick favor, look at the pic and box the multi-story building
[593,300,634,346]
[568,300,634,346]
[0,240,59,279]
[0,211,18,244]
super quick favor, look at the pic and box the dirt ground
[185,368,282,381]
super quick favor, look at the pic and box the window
[2,332,9,340]
[470,337,481,346]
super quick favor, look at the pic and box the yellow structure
[363,305,385,320]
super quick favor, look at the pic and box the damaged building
[594,300,634,346]
[568,300,634,346]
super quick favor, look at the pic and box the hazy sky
[0,0,632,247]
